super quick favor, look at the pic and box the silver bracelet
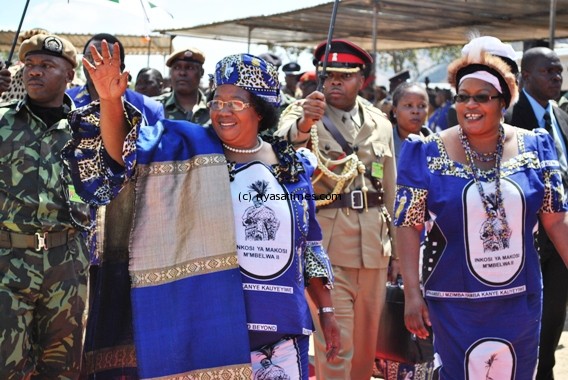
[318,307,335,315]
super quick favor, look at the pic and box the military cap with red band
[313,39,373,73]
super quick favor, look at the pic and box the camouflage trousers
[0,233,89,380]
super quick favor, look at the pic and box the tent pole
[147,37,151,67]
[549,0,557,49]
[372,0,379,82]
[248,27,252,54]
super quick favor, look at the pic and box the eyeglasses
[454,94,502,104]
[207,100,251,112]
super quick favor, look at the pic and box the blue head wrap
[214,53,281,108]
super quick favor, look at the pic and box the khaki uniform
[276,96,396,380]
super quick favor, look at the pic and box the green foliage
[376,45,462,77]
[428,45,462,63]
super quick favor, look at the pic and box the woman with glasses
[64,43,340,379]
[393,36,568,379]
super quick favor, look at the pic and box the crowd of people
[0,26,567,380]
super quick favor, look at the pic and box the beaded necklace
[459,125,512,252]
[469,149,497,162]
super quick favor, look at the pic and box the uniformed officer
[0,33,91,378]
[154,47,210,124]
[276,38,399,380]
[282,61,303,98]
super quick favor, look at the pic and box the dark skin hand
[306,277,341,361]
[296,90,326,133]
[0,65,11,95]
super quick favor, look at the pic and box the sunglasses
[454,94,502,103]
[206,100,251,112]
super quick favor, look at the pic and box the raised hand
[83,40,129,101]
[302,90,326,124]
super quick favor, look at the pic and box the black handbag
[376,283,434,364]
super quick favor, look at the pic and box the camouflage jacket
[0,95,91,233]
[153,89,210,125]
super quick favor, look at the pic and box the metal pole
[549,0,557,49]
[6,0,31,67]
[147,37,151,67]
[317,0,341,92]
[248,26,252,54]
[371,0,379,81]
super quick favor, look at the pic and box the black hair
[249,93,279,133]
[84,33,125,71]
[136,67,163,82]
[391,82,428,106]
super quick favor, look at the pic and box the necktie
[543,112,553,132]
[543,111,568,194]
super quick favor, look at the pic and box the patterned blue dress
[63,102,333,379]
[393,127,567,380]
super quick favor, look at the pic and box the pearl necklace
[223,136,263,154]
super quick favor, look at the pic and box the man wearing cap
[276,38,398,380]
[154,47,210,124]
[298,70,317,98]
[505,46,568,380]
[0,29,52,104]
[67,33,164,126]
[282,61,302,98]
[0,33,91,378]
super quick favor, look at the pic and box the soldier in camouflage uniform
[153,47,211,125]
[0,34,91,379]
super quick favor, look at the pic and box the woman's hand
[403,287,431,340]
[83,39,129,101]
[319,311,341,361]
[388,258,401,283]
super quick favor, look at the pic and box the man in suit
[505,46,568,380]
[276,39,398,380]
